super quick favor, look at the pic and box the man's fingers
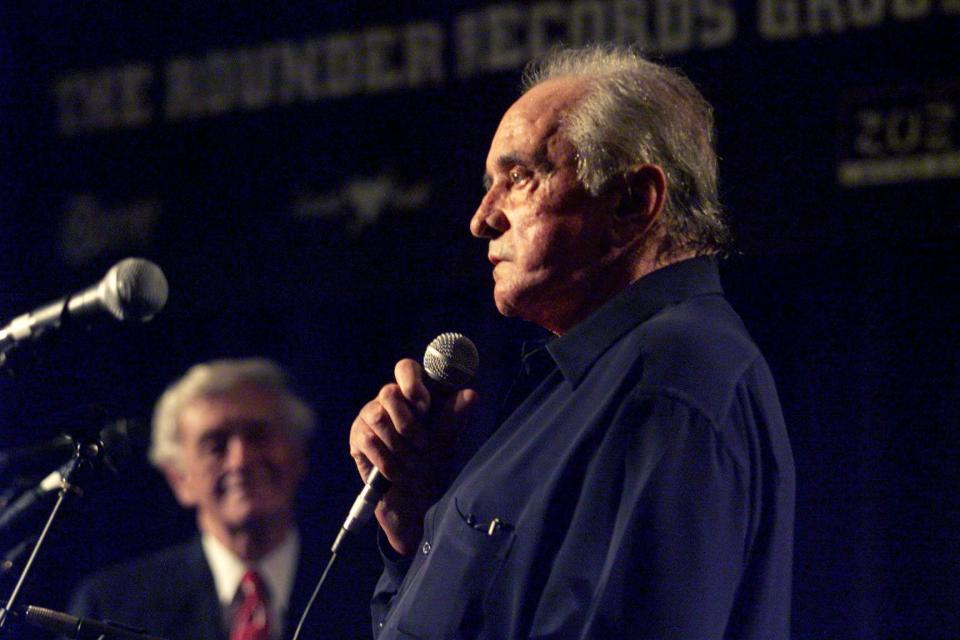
[439,388,479,426]
[452,388,480,414]
[393,359,431,447]
[350,450,375,485]
[357,391,413,454]
[349,413,405,482]
[376,383,428,450]
[395,359,430,414]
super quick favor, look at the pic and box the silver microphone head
[423,332,479,390]
[100,258,169,322]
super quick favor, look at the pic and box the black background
[1,2,958,638]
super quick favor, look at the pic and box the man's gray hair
[522,44,729,254]
[149,358,315,469]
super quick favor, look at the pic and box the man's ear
[162,463,198,508]
[615,163,667,225]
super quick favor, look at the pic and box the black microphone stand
[0,436,101,634]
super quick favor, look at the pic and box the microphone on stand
[331,332,479,553]
[0,258,168,354]
[22,604,169,640]
[0,418,143,543]
[0,435,75,479]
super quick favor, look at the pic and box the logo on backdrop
[291,173,431,234]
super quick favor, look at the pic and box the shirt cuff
[377,527,414,582]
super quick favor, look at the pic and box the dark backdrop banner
[1,2,958,638]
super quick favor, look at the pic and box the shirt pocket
[393,496,516,640]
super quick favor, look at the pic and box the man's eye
[199,438,226,456]
[509,168,529,184]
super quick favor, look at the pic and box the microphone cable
[290,551,338,640]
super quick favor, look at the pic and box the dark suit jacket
[69,536,325,640]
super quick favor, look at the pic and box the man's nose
[470,190,509,239]
[224,436,259,468]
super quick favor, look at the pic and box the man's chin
[222,511,278,533]
[493,291,522,318]
[494,293,546,326]
[221,500,289,529]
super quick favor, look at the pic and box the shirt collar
[201,528,300,615]
[546,255,723,387]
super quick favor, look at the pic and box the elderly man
[70,358,318,640]
[349,45,795,639]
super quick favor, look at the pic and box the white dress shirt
[201,529,300,639]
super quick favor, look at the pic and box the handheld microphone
[0,258,168,353]
[332,332,478,552]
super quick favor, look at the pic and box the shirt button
[421,540,431,555]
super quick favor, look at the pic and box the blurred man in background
[71,358,317,640]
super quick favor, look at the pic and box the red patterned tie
[231,569,270,640]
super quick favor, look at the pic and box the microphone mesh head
[103,258,169,321]
[24,605,76,635]
[423,332,479,390]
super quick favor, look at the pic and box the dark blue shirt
[372,256,795,639]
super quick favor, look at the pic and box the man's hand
[349,358,477,555]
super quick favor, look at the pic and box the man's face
[470,78,624,334]
[165,384,305,535]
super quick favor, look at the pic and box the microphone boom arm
[0,439,107,634]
